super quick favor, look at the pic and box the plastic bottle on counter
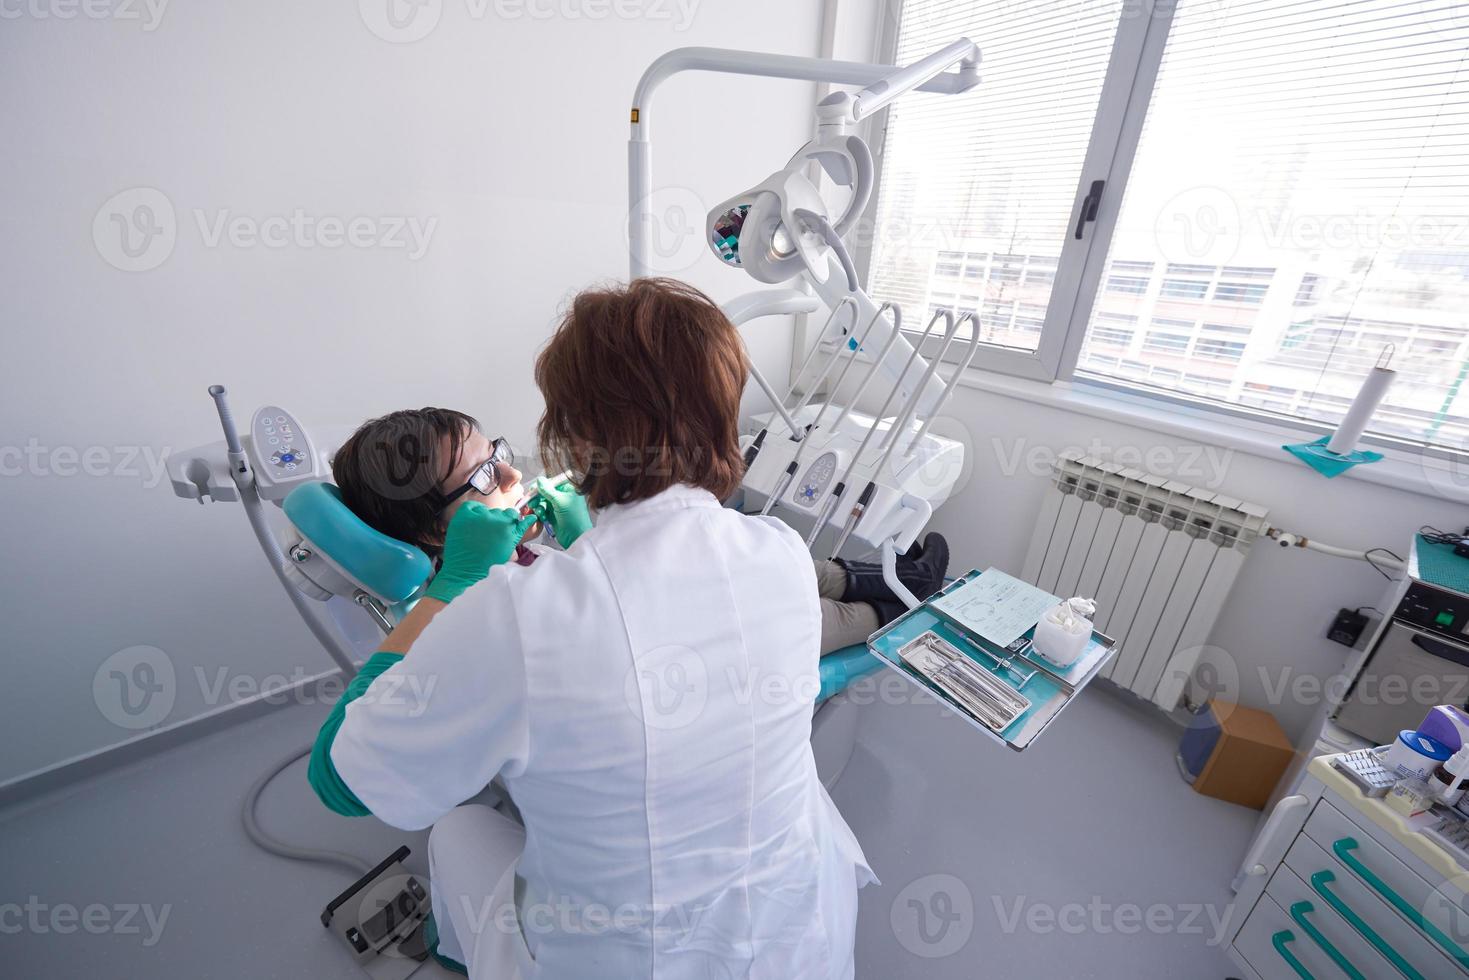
[1430,745,1469,806]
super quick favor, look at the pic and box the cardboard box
[1180,700,1294,810]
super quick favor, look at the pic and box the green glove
[424,502,536,604]
[533,475,594,548]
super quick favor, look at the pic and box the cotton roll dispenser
[1033,597,1097,668]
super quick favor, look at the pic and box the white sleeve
[330,573,529,831]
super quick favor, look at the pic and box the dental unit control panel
[249,405,324,500]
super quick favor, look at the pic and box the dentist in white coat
[308,278,875,979]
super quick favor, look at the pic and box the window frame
[854,0,1469,460]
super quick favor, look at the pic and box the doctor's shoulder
[740,511,819,572]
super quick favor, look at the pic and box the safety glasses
[440,436,513,509]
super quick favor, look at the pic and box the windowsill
[948,366,1469,506]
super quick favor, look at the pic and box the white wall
[0,1,826,784]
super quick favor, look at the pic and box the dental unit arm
[630,39,982,607]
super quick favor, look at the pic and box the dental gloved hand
[424,502,537,604]
[532,475,593,548]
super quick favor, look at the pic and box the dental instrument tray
[866,568,1117,751]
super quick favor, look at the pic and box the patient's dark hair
[331,407,478,559]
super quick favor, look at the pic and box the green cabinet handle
[1290,900,1366,980]
[1333,836,1469,970]
[1273,929,1315,980]
[1310,870,1422,980]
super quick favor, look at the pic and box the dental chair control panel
[167,402,329,505]
[251,405,324,500]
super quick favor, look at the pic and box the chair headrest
[282,482,433,606]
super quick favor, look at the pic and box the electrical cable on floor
[242,744,371,876]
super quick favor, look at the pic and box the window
[1211,282,1269,305]
[1073,0,1469,449]
[1091,326,1132,347]
[1024,256,1058,287]
[1090,315,1135,347]
[867,0,1469,453]
[1202,322,1250,338]
[867,0,1128,364]
[1105,275,1151,296]
[1194,339,1246,362]
[1221,266,1275,281]
[1143,330,1190,356]
[1159,278,1210,300]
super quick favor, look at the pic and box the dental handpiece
[826,309,948,558]
[828,312,961,555]
[803,303,903,547]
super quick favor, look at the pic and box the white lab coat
[331,484,876,979]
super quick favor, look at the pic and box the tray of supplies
[866,567,1117,751]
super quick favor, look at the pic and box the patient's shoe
[864,596,908,628]
[837,532,950,605]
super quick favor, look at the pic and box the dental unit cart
[1227,753,1469,979]
[632,41,1124,750]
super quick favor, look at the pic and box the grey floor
[2,682,1255,978]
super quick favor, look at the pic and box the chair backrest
[282,482,433,606]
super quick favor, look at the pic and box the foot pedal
[322,846,432,979]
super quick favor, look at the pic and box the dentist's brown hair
[535,277,749,510]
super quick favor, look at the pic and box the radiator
[1020,451,1268,712]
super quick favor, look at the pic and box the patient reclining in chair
[331,407,949,656]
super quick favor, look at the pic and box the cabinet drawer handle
[1290,901,1366,980]
[1310,871,1422,980]
[1333,836,1469,969]
[1273,929,1315,980]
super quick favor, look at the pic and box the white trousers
[428,804,529,979]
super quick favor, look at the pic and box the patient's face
[440,428,524,517]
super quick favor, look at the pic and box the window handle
[1073,179,1105,240]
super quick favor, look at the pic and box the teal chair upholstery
[282,483,433,606]
[818,644,884,702]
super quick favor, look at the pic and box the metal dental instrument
[953,630,1038,687]
[899,632,1031,732]
[903,310,982,459]
[804,302,903,547]
[762,298,886,520]
[827,309,955,558]
[760,296,862,515]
